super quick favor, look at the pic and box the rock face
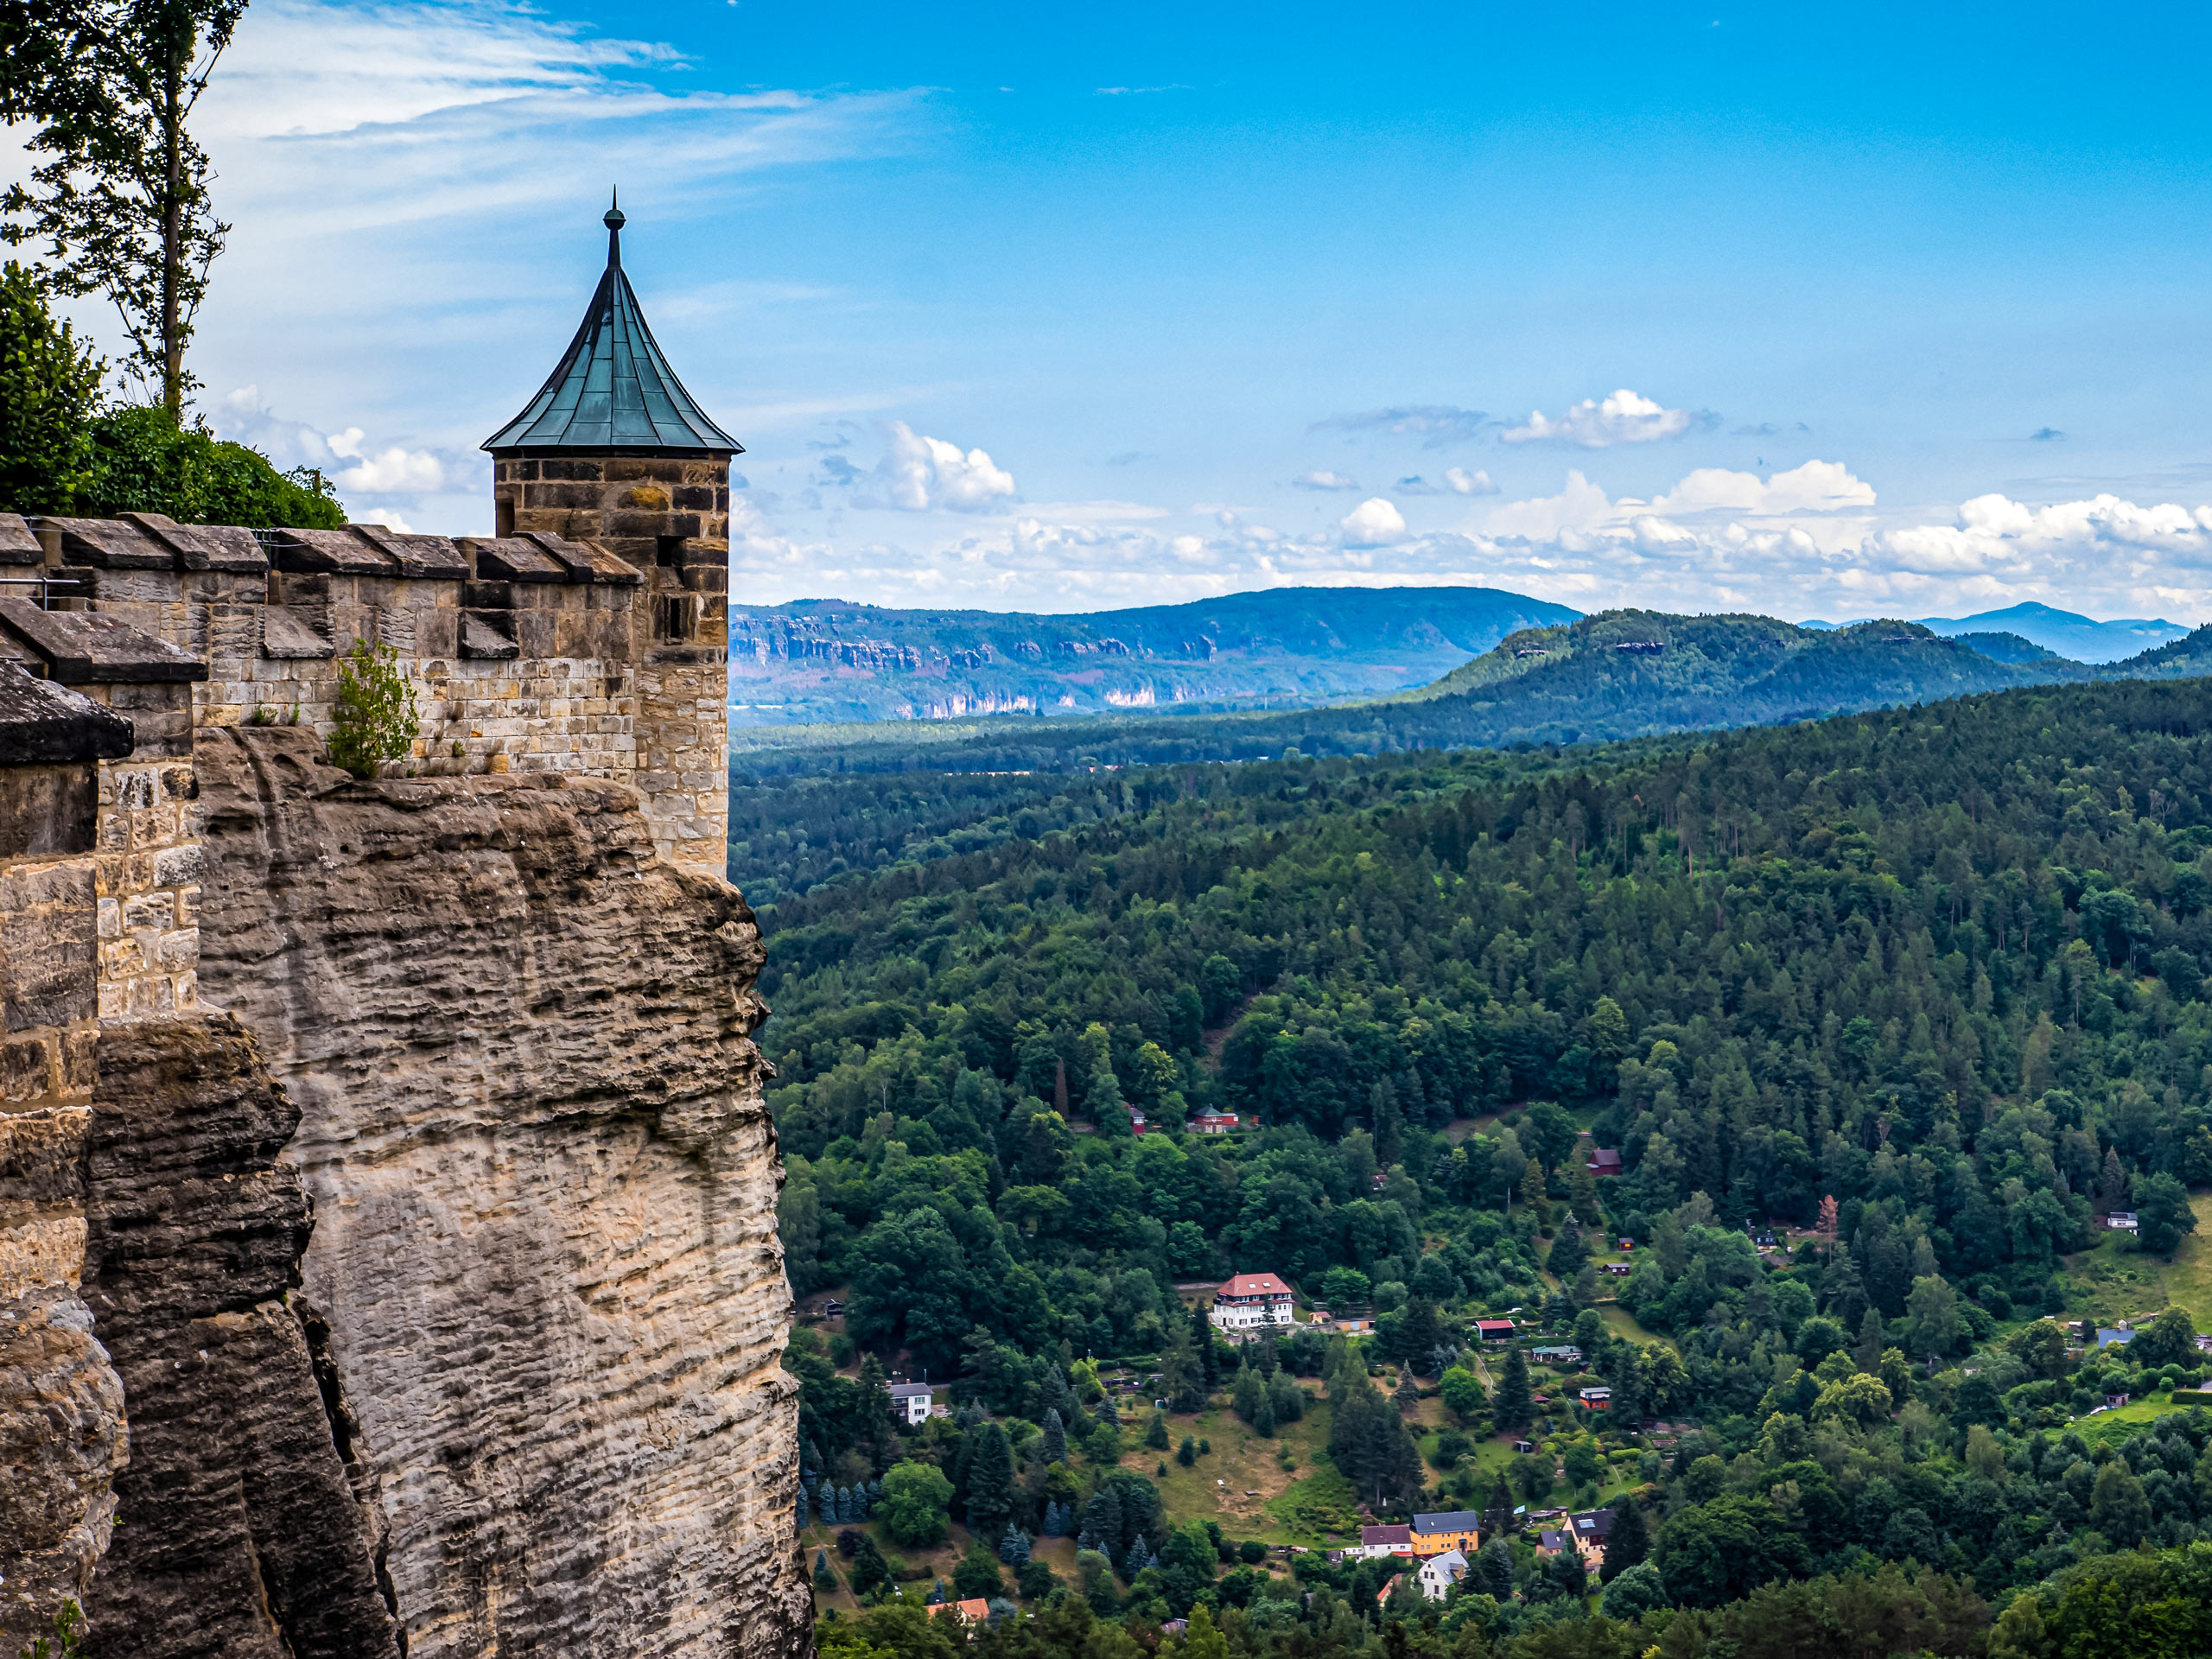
[168,727,804,1656]
[79,1013,399,1659]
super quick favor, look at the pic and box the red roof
[1475,1318,1516,1332]
[1219,1273,1293,1299]
[926,1599,991,1622]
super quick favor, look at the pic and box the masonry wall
[26,512,728,873]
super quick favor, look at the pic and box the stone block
[0,862,96,1033]
[2,1034,53,1099]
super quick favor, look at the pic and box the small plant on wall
[327,639,420,779]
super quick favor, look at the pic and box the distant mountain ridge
[1801,601,2187,663]
[727,585,1580,724]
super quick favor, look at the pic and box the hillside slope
[728,585,1579,723]
[732,611,2078,776]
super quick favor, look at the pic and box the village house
[1418,1549,1469,1601]
[1570,1509,1614,1568]
[1474,1319,1517,1344]
[2105,1211,2139,1232]
[887,1381,935,1425]
[1189,1111,1241,1135]
[1579,1386,1612,1409]
[1529,1344,1581,1365]
[1410,1509,1484,1556]
[1351,1524,1414,1560]
[1209,1272,1295,1337]
[1586,1147,1624,1176]
[926,1599,991,1624]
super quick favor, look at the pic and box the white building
[1209,1272,1295,1335]
[887,1381,934,1425]
[1418,1549,1468,1602]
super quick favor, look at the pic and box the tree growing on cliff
[327,639,420,779]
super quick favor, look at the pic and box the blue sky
[24,0,2212,617]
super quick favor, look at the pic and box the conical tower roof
[483,197,742,458]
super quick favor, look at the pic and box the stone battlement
[1,509,728,877]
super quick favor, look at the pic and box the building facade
[1208,1272,1294,1335]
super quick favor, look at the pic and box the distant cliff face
[132,728,804,1657]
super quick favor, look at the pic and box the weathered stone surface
[190,726,804,1659]
[0,1287,125,1647]
[77,1012,398,1659]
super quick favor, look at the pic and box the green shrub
[327,640,420,779]
[79,406,346,528]
[0,264,104,514]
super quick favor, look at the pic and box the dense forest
[760,677,2212,1656]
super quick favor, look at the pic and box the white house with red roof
[1209,1272,1295,1335]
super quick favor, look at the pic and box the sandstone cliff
[76,728,804,1656]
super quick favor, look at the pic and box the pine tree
[1082,1487,1124,1560]
[1094,1394,1120,1427]
[1253,1386,1278,1438]
[836,1484,854,1524]
[963,1421,1017,1541]
[1160,1322,1205,1413]
[1145,1409,1170,1449]
[1193,1298,1222,1393]
[1601,1495,1649,1581]
[1042,1362,1073,1420]
[1178,1436,1197,1466]
[1855,1308,1886,1374]
[1000,1522,1033,1566]
[1484,1471,1515,1534]
[1268,1370,1305,1424]
[1496,1344,1535,1429]
[1479,1536,1516,1599]
[1125,1535,1153,1578]
[1394,1369,1420,1414]
[815,1548,835,1588]
[1041,1408,1068,1465]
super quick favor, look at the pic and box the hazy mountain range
[727,587,1580,724]
[1800,601,2188,663]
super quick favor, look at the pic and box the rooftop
[1219,1273,1292,1298]
[484,198,743,459]
[1412,1510,1483,1532]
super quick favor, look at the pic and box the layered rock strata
[165,727,803,1656]
[78,1013,398,1659]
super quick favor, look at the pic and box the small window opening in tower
[656,534,683,568]
[496,496,516,538]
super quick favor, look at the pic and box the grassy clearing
[1124,1395,1342,1544]
[2158,1193,2212,1327]
[1596,1301,1679,1353]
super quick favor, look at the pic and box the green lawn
[2158,1194,2212,1328]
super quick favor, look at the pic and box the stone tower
[483,196,738,875]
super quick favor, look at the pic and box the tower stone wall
[493,455,729,876]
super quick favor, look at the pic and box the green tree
[962,1421,1016,1541]
[2,0,246,413]
[2126,1305,2198,1369]
[1440,1364,1486,1422]
[326,639,421,779]
[880,1459,955,1547]
[1494,1344,1534,1429]
[1656,1494,1807,1608]
[2137,1173,2198,1255]
[952,1542,1004,1600]
[2088,1460,2152,1545]
[1904,1274,1959,1361]
[1524,1101,1578,1173]
[1603,1493,1649,1582]
[0,261,101,511]
[1144,1409,1170,1450]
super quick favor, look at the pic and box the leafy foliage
[326,639,419,779]
[0,261,102,512]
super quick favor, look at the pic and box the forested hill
[766,673,2212,1631]
[729,585,1578,724]
[730,611,2094,779]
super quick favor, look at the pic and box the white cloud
[1444,466,1497,496]
[1866,493,2212,576]
[1294,469,1363,492]
[1483,470,1614,540]
[1311,405,1488,448]
[1644,459,1874,517]
[1339,498,1407,545]
[335,446,448,494]
[867,421,1016,512]
[1503,389,1707,448]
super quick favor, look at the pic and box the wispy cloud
[1294,469,1363,492]
[1311,405,1488,448]
[1502,389,1713,448]
[2031,427,2068,442]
